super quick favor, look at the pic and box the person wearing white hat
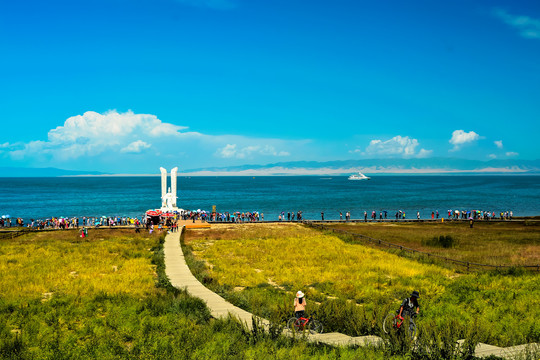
[294,291,306,319]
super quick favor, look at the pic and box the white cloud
[493,8,540,39]
[217,144,290,159]
[121,140,151,153]
[417,149,433,158]
[494,140,503,149]
[0,143,8,154]
[488,154,497,159]
[2,110,304,171]
[238,146,260,159]
[449,130,480,151]
[10,141,47,160]
[366,136,418,156]
[363,135,431,158]
[219,144,238,158]
[506,151,519,157]
[9,110,190,161]
[260,145,290,157]
[48,110,186,144]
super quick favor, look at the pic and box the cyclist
[294,291,306,319]
[398,290,420,318]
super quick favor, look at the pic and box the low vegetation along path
[164,226,535,358]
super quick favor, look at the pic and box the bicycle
[286,312,323,334]
[383,311,417,338]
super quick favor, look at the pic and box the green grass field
[184,223,540,348]
[324,220,540,267]
[0,228,406,359]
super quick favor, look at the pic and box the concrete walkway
[164,228,258,326]
[164,227,538,357]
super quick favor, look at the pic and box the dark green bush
[422,235,457,248]
[317,298,375,336]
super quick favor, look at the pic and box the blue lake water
[1,175,539,221]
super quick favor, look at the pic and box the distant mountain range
[182,158,540,176]
[1,158,539,177]
[0,167,106,177]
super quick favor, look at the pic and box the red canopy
[162,213,175,217]
[146,210,162,217]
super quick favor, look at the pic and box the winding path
[163,227,537,358]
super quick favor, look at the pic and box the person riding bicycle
[294,291,306,319]
[398,290,420,319]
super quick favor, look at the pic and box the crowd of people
[0,217,15,227]
[279,211,303,221]
[0,216,143,229]
[209,210,307,222]
[1,208,518,230]
[211,211,263,222]
[446,209,513,220]
[178,210,209,222]
[352,209,515,221]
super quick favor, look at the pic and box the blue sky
[0,0,539,173]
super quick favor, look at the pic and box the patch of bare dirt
[267,277,286,290]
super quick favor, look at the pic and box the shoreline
[2,216,540,232]
[67,172,540,177]
[0,172,540,178]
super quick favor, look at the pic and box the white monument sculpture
[160,167,180,211]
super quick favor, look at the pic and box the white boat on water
[348,172,370,180]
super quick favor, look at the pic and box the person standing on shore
[294,291,306,319]
[321,212,324,221]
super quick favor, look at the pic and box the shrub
[0,332,26,360]
[422,235,457,248]
[410,318,479,360]
[317,298,375,336]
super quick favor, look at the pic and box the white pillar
[171,167,178,207]
[160,167,167,208]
